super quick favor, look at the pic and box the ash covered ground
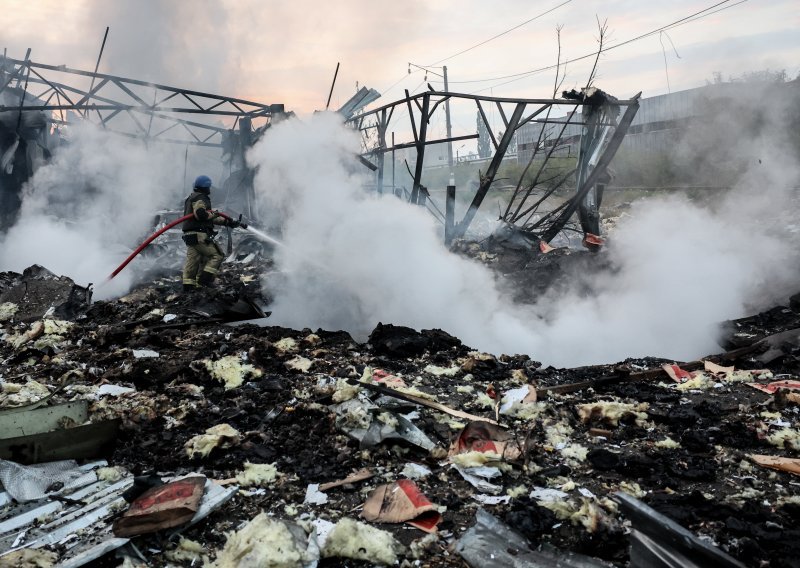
[2,236,800,568]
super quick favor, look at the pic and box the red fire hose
[107,211,232,281]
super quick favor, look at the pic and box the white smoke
[250,111,800,367]
[0,122,190,298]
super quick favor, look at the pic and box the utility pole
[443,66,454,185]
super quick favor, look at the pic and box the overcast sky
[4,0,798,137]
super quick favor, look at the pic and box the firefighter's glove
[225,219,241,229]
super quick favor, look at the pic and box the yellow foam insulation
[303,334,321,346]
[676,374,714,390]
[0,302,18,322]
[510,369,527,383]
[507,485,528,498]
[538,498,605,533]
[0,549,58,568]
[509,401,547,421]
[450,451,503,468]
[576,401,649,426]
[322,518,404,565]
[185,423,241,458]
[273,337,299,354]
[655,437,681,449]
[1,379,50,406]
[285,356,313,373]
[767,428,800,450]
[235,462,280,487]
[43,319,73,335]
[376,412,399,429]
[166,538,205,564]
[210,513,311,568]
[424,364,460,377]
[96,467,125,482]
[561,444,588,462]
[475,393,495,408]
[545,421,574,449]
[455,385,474,393]
[332,378,360,402]
[204,356,262,389]
[619,481,646,498]
[432,413,466,430]
[728,369,773,382]
[336,404,371,430]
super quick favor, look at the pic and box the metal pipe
[325,62,340,110]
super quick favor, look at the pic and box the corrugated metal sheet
[0,462,236,566]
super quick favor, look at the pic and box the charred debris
[2,53,800,568]
[0,250,799,567]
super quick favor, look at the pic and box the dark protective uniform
[181,190,227,287]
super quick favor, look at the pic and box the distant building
[515,83,765,164]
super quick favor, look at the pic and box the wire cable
[449,0,745,86]
[424,0,573,67]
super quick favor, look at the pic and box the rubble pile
[1,253,800,567]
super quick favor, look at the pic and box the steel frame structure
[0,54,284,148]
[346,89,640,243]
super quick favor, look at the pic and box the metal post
[443,66,454,184]
[411,93,430,205]
[445,184,456,245]
[239,116,255,218]
[376,109,387,194]
[391,131,397,197]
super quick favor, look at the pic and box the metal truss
[346,88,640,244]
[0,54,284,148]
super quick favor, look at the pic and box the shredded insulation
[576,400,649,426]
[450,451,504,468]
[285,356,313,373]
[0,302,18,322]
[423,364,460,377]
[235,462,280,487]
[0,549,58,567]
[655,437,681,449]
[166,538,205,564]
[204,356,262,389]
[766,427,800,450]
[322,518,404,565]
[332,378,360,403]
[273,337,299,354]
[210,513,312,568]
[185,423,242,458]
[538,497,605,533]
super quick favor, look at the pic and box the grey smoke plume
[250,107,800,367]
[81,0,235,94]
[0,122,192,298]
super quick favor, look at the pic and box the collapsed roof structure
[5,48,797,568]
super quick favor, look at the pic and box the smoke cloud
[250,107,800,367]
[0,122,192,298]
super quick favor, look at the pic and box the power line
[425,0,573,67]
[450,0,745,86]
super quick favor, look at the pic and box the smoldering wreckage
[2,59,800,568]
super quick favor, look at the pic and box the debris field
[1,247,800,568]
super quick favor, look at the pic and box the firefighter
[181,175,245,291]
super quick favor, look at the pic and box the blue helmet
[194,175,212,190]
